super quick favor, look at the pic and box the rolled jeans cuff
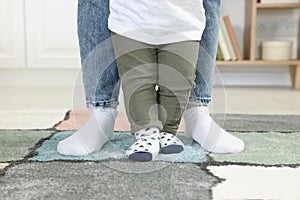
[86,98,119,108]
[188,96,211,106]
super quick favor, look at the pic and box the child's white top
[108,0,206,45]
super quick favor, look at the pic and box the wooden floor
[0,86,300,129]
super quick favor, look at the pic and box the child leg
[111,33,163,132]
[157,41,199,152]
[111,34,161,161]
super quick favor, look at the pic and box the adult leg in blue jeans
[57,0,244,156]
[57,0,119,156]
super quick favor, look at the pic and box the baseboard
[0,69,80,87]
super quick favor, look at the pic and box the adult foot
[57,108,118,156]
[184,106,244,153]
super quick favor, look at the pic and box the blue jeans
[78,0,220,108]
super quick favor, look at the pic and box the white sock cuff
[184,106,209,118]
[92,108,118,118]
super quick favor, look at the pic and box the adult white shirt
[108,0,206,45]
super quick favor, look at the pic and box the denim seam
[86,98,119,108]
[189,96,212,106]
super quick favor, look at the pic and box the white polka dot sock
[57,108,118,156]
[126,127,160,162]
[183,106,245,154]
[160,132,184,154]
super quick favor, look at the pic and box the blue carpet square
[30,131,207,163]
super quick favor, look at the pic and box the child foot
[126,127,160,162]
[159,132,184,154]
[184,106,245,154]
[57,108,118,156]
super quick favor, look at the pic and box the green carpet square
[211,132,300,165]
[0,130,53,162]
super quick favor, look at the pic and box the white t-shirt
[108,0,206,45]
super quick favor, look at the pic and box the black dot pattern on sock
[126,129,161,161]
[159,132,184,152]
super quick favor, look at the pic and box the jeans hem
[188,97,211,106]
[86,99,119,108]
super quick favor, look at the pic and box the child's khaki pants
[112,33,199,134]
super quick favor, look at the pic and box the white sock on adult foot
[57,108,118,156]
[183,106,245,154]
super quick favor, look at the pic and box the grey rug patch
[0,161,219,200]
[212,114,300,132]
[0,130,53,162]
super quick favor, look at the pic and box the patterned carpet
[30,131,207,163]
[0,112,299,199]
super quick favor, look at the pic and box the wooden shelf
[219,0,300,89]
[257,3,300,9]
[216,60,300,65]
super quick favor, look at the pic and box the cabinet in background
[0,0,25,68]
